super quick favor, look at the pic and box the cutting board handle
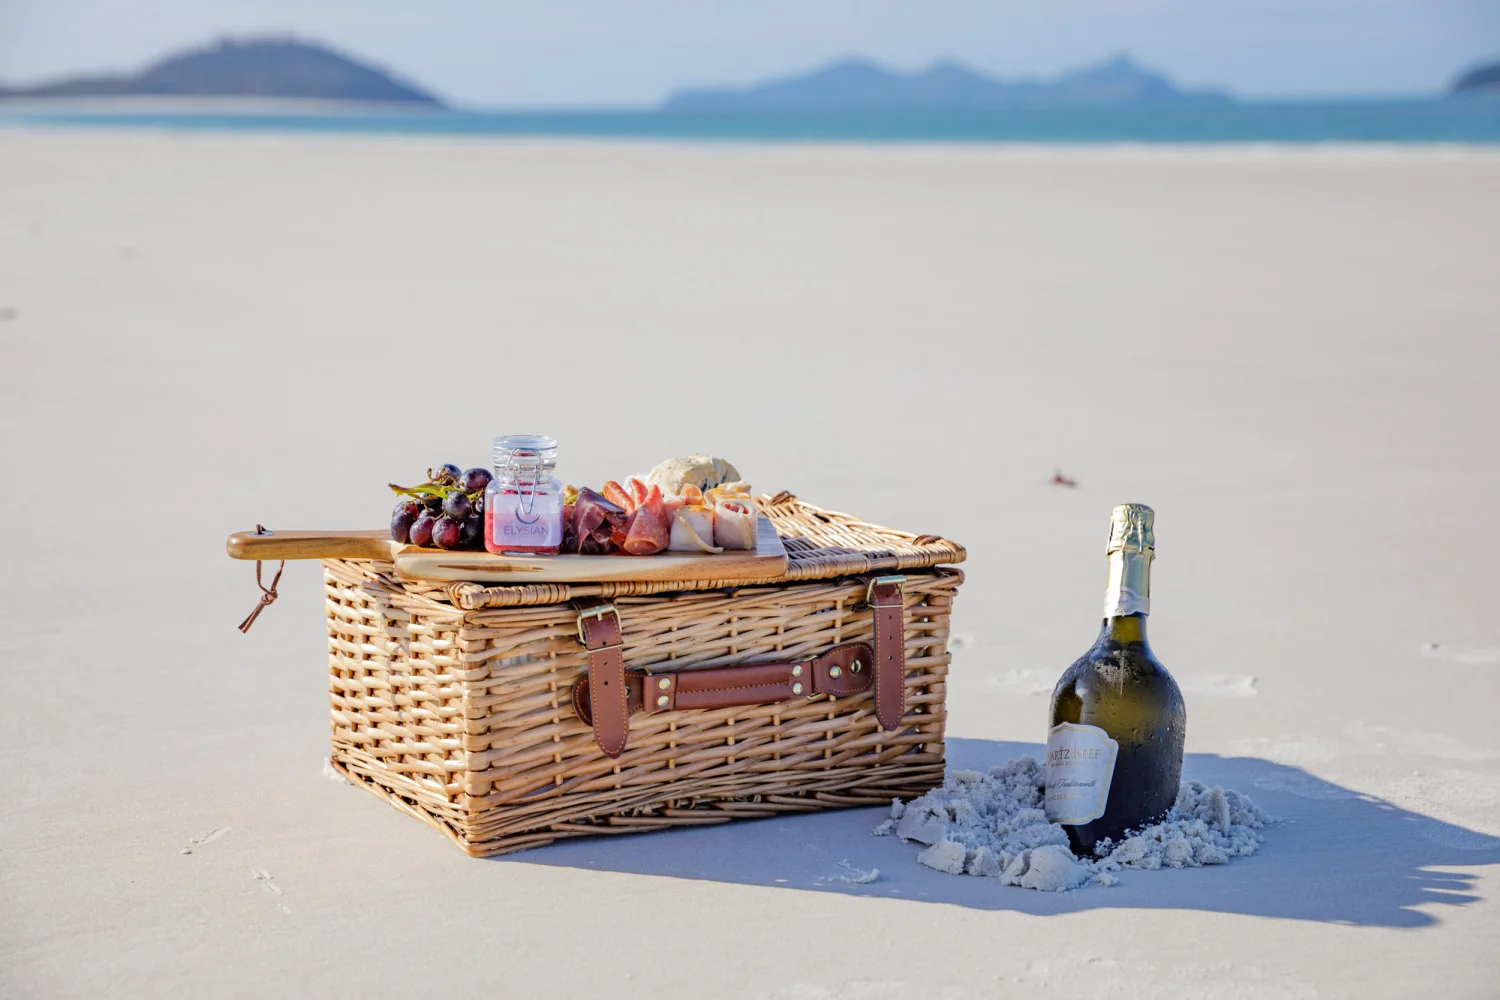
[226,528,396,562]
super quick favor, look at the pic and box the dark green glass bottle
[1046,504,1186,857]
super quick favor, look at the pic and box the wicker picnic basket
[323,492,965,856]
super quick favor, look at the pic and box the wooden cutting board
[226,516,789,585]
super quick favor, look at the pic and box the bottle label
[1044,722,1119,825]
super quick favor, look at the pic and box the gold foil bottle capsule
[1103,504,1154,617]
[1106,503,1155,554]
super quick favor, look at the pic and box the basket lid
[758,492,966,582]
[441,492,965,610]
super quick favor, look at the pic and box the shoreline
[4,121,1500,158]
[4,94,1498,150]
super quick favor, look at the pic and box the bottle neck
[1100,611,1148,645]
[1102,546,1152,619]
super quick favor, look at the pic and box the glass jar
[484,434,565,556]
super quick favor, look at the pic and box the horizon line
[1,37,1488,105]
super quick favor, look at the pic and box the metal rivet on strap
[657,677,672,690]
[656,695,670,708]
[791,664,803,678]
[829,665,842,679]
[791,682,804,695]
[851,659,862,673]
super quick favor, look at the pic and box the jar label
[491,492,563,548]
[1044,722,1119,825]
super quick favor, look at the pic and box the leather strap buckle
[576,603,619,647]
[865,574,906,606]
[863,574,907,732]
[573,600,630,759]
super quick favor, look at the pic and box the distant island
[664,54,1231,111]
[1452,58,1500,94]
[0,38,442,106]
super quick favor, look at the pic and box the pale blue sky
[2,0,1497,105]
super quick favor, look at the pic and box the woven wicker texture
[323,497,964,856]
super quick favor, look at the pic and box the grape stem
[389,482,485,502]
[389,482,452,497]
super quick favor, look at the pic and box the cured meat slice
[574,487,627,536]
[669,506,722,553]
[601,480,635,513]
[713,497,758,550]
[628,477,648,509]
[562,503,579,554]
[573,487,629,555]
[622,484,671,555]
[705,483,752,509]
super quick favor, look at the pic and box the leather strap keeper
[865,575,907,731]
[572,642,874,728]
[573,600,630,759]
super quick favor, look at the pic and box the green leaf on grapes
[389,482,451,498]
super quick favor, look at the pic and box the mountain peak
[664,54,1229,111]
[822,56,889,73]
[1452,57,1500,94]
[0,36,442,105]
[1101,52,1143,70]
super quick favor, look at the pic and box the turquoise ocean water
[6,100,1500,144]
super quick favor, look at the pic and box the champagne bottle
[1046,503,1185,856]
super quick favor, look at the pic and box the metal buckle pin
[864,574,906,606]
[576,603,619,646]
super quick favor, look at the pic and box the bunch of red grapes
[390,464,491,550]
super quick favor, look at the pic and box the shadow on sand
[497,738,1500,928]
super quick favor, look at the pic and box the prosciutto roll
[713,497,758,550]
[669,506,722,553]
[601,480,635,513]
[627,477,649,509]
[623,484,671,555]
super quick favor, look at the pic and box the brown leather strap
[865,575,906,731]
[572,642,874,728]
[573,601,630,759]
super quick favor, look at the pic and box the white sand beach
[2,130,1498,998]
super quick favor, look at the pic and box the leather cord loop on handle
[238,529,285,634]
[572,642,875,728]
